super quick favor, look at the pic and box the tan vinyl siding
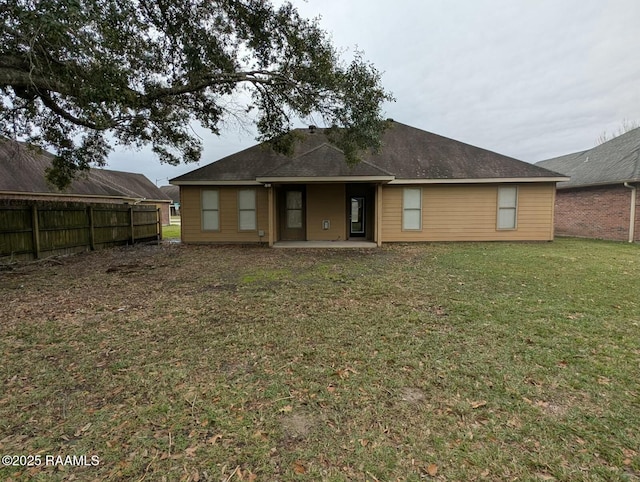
[306,184,346,241]
[381,183,556,242]
[180,186,269,243]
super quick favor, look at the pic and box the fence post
[88,206,95,250]
[157,208,162,243]
[129,205,135,245]
[31,204,40,259]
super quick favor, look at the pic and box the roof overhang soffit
[389,177,570,184]
[171,176,571,187]
[255,176,395,184]
[170,180,263,186]
[556,178,640,190]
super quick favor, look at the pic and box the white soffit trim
[172,176,570,186]
[388,177,570,185]
[171,180,262,186]
[255,176,395,183]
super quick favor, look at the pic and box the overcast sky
[105,0,640,186]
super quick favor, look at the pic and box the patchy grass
[0,239,639,481]
[162,224,181,240]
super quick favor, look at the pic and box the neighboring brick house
[0,138,172,225]
[537,128,640,242]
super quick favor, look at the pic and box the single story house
[170,121,568,246]
[0,138,172,225]
[536,127,640,242]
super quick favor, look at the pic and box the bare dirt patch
[398,387,426,404]
[281,412,317,441]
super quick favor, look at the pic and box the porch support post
[267,185,275,247]
[31,204,41,259]
[376,183,383,247]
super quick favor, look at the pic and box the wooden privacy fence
[0,200,162,261]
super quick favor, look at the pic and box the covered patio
[263,181,387,247]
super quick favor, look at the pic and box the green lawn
[162,223,181,240]
[1,239,638,481]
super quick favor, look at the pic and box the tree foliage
[596,119,639,145]
[0,0,393,188]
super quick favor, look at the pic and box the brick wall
[554,184,639,241]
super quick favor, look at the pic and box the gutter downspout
[624,182,637,243]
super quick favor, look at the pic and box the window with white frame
[202,189,220,231]
[497,186,518,229]
[403,187,422,230]
[238,189,257,231]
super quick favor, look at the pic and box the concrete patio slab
[273,241,378,248]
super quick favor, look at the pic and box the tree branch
[39,91,105,130]
[0,65,72,97]
[142,70,292,100]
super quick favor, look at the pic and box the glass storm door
[349,196,365,237]
[279,188,306,240]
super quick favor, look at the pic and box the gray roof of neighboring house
[0,138,171,201]
[171,121,565,184]
[160,185,180,202]
[536,127,640,188]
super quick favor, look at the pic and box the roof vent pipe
[624,182,637,243]
[309,125,316,133]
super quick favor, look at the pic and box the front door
[349,196,366,237]
[279,187,306,241]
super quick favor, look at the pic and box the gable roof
[258,143,394,181]
[0,138,170,201]
[536,127,640,188]
[171,121,567,185]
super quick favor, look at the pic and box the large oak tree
[0,0,393,188]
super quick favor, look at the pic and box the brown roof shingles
[367,123,560,179]
[171,121,565,183]
[0,138,170,201]
[260,143,394,178]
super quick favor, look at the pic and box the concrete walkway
[273,241,378,248]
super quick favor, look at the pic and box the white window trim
[237,189,257,232]
[497,186,518,230]
[202,189,220,232]
[402,187,422,231]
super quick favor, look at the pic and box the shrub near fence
[0,199,161,261]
